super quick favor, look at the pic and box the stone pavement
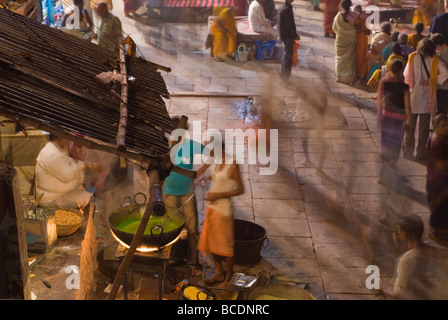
[94,0,448,300]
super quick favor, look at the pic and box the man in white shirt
[36,135,101,209]
[248,0,278,40]
[381,215,434,300]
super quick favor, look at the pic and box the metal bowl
[109,204,185,250]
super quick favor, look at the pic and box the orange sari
[210,7,237,58]
[355,14,369,78]
[197,207,234,257]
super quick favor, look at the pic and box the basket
[55,209,84,237]
[237,43,248,61]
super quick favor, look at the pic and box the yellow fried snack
[183,286,214,300]
[55,210,82,225]
[254,294,288,300]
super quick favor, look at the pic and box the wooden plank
[0,164,31,299]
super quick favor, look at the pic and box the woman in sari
[210,7,238,61]
[323,0,341,38]
[198,145,244,288]
[366,22,393,79]
[426,113,448,244]
[408,22,426,50]
[377,59,411,186]
[413,0,439,27]
[354,5,370,80]
[332,0,357,84]
[368,43,407,90]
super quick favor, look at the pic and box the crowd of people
[368,1,448,299]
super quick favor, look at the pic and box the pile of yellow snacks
[55,210,82,225]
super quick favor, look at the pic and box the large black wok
[109,203,185,250]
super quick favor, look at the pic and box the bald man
[95,2,122,50]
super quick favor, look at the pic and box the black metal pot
[109,203,185,250]
[234,219,269,265]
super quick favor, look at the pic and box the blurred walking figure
[123,0,143,17]
[412,0,439,27]
[381,214,433,300]
[426,114,448,244]
[198,144,244,289]
[376,60,411,187]
[332,0,358,85]
[209,7,237,61]
[322,0,340,38]
[278,0,300,80]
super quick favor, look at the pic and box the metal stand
[116,244,172,300]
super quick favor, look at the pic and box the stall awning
[163,0,233,8]
[0,7,172,169]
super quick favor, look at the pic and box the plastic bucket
[234,219,268,265]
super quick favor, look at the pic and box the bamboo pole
[116,44,128,152]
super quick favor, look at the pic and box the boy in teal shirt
[163,117,210,276]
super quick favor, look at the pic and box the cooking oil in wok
[116,217,181,235]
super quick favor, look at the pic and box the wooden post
[0,164,31,299]
[116,43,128,152]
